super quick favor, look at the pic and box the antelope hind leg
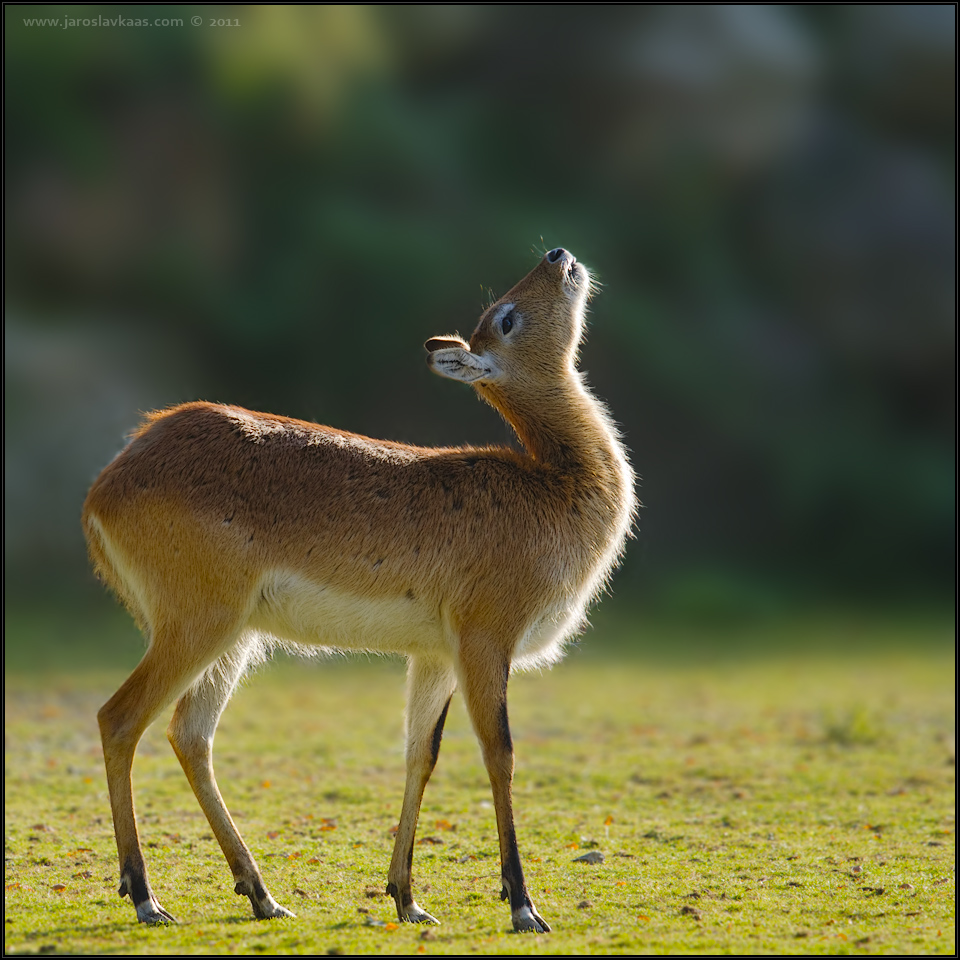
[99,638,215,924]
[167,639,294,920]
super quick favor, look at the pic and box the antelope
[83,247,635,934]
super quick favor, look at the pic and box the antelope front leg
[386,656,457,924]
[456,643,550,934]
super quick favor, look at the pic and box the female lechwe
[83,247,635,933]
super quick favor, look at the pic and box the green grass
[3,620,955,954]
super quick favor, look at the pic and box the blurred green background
[4,5,955,665]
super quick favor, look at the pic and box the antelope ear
[426,342,501,384]
[425,336,469,353]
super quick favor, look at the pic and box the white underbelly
[249,570,448,657]
[512,603,585,670]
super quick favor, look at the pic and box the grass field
[3,615,955,955]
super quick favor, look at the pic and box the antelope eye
[500,309,514,335]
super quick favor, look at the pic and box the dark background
[4,6,955,663]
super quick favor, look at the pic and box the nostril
[545,248,566,263]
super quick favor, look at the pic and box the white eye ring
[492,302,517,337]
